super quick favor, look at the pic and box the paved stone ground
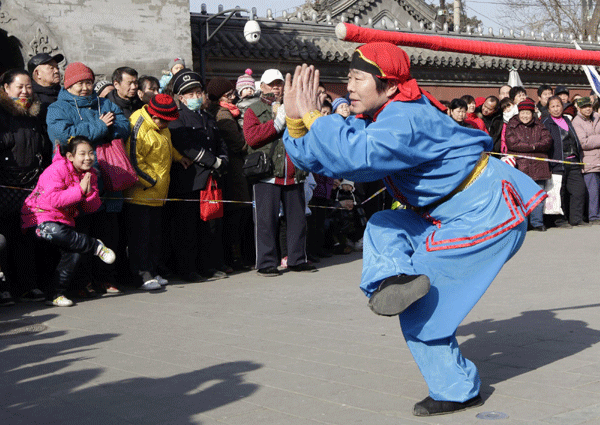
[1,226,600,424]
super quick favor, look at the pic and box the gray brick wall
[24,0,192,80]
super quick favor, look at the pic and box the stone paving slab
[2,227,600,424]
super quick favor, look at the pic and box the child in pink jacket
[22,136,116,307]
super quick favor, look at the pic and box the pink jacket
[21,157,101,228]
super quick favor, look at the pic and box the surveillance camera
[244,20,261,44]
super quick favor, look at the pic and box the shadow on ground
[0,309,262,424]
[457,304,600,396]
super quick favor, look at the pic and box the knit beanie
[206,77,235,101]
[517,97,536,112]
[168,57,186,73]
[93,80,113,96]
[236,69,255,94]
[64,62,94,89]
[332,97,350,113]
[147,94,179,121]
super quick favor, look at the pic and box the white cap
[260,69,284,85]
[340,179,354,189]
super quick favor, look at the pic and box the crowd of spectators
[1,52,598,307]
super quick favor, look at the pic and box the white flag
[573,41,600,97]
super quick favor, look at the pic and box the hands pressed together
[80,172,92,195]
[283,64,321,120]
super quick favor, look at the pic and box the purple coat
[505,115,553,181]
[21,156,101,228]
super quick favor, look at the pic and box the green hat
[577,96,593,108]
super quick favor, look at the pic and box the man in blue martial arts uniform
[282,43,546,416]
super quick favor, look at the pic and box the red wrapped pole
[335,23,600,66]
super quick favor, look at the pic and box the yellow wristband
[286,117,307,138]
[302,110,322,130]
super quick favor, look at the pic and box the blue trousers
[361,158,540,401]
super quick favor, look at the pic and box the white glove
[273,103,286,133]
[212,157,222,169]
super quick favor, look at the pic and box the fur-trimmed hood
[0,88,42,118]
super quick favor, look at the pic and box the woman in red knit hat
[505,97,553,231]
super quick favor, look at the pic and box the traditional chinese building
[194,0,600,100]
[1,0,598,100]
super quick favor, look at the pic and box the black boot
[413,394,483,416]
[368,274,430,316]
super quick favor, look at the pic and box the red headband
[353,43,446,112]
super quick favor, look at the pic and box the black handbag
[0,154,43,218]
[242,141,277,184]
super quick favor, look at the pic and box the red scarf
[220,101,240,118]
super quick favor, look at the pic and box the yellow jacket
[124,106,182,206]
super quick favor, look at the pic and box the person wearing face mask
[165,69,229,282]
[0,68,50,304]
[46,62,130,295]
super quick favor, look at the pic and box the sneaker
[20,288,45,302]
[45,295,74,307]
[0,291,15,306]
[155,275,169,286]
[103,283,122,294]
[280,256,288,269]
[288,262,318,272]
[141,279,161,291]
[354,237,363,251]
[95,240,116,264]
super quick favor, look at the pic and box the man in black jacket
[165,69,229,281]
[27,53,64,125]
[477,96,503,151]
[106,67,144,119]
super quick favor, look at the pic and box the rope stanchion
[0,184,386,211]
[487,151,586,166]
[2,151,585,211]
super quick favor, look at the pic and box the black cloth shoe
[555,220,572,229]
[368,274,431,316]
[257,266,281,277]
[288,262,317,272]
[413,394,483,416]
[532,225,547,232]
[180,272,206,283]
[306,253,321,263]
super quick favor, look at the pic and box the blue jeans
[583,172,600,221]
[529,180,546,228]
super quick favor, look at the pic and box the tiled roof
[196,15,592,75]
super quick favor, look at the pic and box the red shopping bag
[96,139,139,192]
[200,174,223,221]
